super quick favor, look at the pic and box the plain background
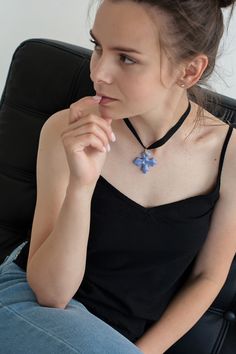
[0,0,236,99]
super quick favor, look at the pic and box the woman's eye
[120,55,136,65]
[89,39,136,65]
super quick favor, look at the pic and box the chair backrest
[0,38,96,263]
[1,38,236,354]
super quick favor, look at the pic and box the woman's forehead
[93,0,162,52]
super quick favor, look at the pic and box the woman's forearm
[27,179,95,308]
[135,275,224,354]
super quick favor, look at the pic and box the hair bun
[218,0,235,8]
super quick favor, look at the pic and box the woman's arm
[26,111,95,309]
[135,273,227,354]
[136,128,236,354]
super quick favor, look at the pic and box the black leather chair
[0,38,236,354]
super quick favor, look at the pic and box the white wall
[0,1,236,99]
[208,7,236,98]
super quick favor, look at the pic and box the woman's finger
[68,96,102,124]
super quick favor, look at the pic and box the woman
[0,0,236,353]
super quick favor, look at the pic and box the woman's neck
[126,94,192,147]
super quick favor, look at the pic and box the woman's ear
[177,54,208,88]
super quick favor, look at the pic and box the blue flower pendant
[133,150,157,174]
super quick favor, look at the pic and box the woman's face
[90,0,180,119]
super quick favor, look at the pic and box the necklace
[123,102,191,174]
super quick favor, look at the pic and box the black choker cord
[123,102,191,174]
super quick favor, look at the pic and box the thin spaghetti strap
[217,124,234,185]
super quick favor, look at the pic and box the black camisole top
[14,124,234,342]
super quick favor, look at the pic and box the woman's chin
[98,105,127,120]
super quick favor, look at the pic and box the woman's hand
[60,96,115,187]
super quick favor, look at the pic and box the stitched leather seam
[212,320,229,354]
[1,101,49,119]
[0,161,35,180]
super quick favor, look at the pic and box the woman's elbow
[36,296,67,309]
[26,274,68,309]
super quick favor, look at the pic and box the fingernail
[92,95,102,102]
[111,132,116,142]
[106,144,111,152]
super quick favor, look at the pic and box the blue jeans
[0,242,143,354]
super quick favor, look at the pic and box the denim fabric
[0,242,143,354]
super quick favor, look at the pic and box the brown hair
[89,0,235,128]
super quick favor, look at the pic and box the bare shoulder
[39,108,70,166]
[41,108,70,139]
[218,123,236,196]
[191,102,234,143]
[200,106,236,193]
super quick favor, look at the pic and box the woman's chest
[101,130,221,208]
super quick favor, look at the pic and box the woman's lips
[99,96,117,105]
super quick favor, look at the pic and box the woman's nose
[90,56,113,84]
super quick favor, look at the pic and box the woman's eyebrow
[89,29,143,54]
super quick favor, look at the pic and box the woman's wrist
[67,176,96,197]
